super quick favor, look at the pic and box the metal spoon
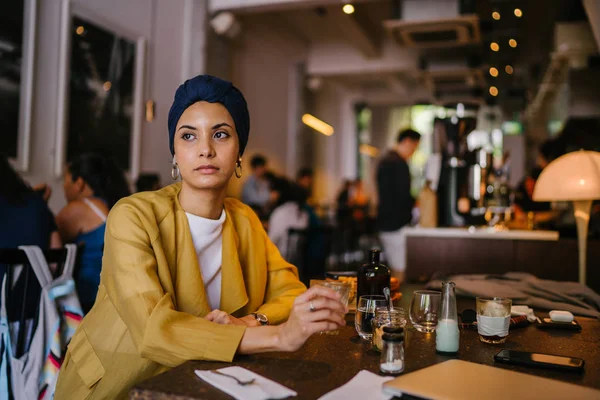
[211,370,256,386]
[383,287,393,312]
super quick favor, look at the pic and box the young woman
[54,75,345,399]
[56,153,130,312]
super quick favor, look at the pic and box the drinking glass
[476,297,512,344]
[311,280,351,335]
[321,281,351,308]
[409,290,441,333]
[355,295,387,340]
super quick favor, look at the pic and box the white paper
[477,315,510,337]
[195,366,297,400]
[318,370,394,400]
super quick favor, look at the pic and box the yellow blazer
[54,183,306,399]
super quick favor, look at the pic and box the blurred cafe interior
[1,0,600,399]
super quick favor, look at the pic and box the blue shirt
[75,223,106,312]
[241,175,270,208]
[0,192,56,249]
[0,192,57,322]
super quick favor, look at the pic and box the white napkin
[511,305,537,322]
[195,366,297,400]
[318,370,394,400]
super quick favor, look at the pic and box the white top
[268,202,309,259]
[185,209,226,310]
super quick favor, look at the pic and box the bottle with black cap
[380,326,405,375]
[357,249,391,306]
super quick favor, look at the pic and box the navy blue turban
[167,75,250,156]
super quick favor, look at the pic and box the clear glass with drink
[409,290,441,333]
[476,297,512,344]
[355,295,387,340]
[318,281,351,335]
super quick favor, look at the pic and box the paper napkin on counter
[318,370,394,400]
[195,366,296,400]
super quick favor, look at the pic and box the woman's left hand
[205,310,256,326]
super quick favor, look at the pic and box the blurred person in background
[377,129,421,283]
[56,153,130,312]
[336,179,353,226]
[136,173,162,192]
[268,180,310,259]
[0,155,61,324]
[296,167,314,200]
[0,154,61,251]
[349,178,369,222]
[269,179,324,284]
[241,154,270,209]
[514,140,554,214]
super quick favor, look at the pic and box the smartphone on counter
[494,349,584,372]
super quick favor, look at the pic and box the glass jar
[380,331,405,375]
[371,307,406,351]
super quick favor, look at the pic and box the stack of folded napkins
[195,366,297,400]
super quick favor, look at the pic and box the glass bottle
[356,249,391,307]
[380,329,405,375]
[436,281,459,354]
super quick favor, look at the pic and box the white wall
[226,17,309,197]
[310,83,358,204]
[23,0,200,213]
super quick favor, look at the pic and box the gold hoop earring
[171,163,180,180]
[234,158,243,179]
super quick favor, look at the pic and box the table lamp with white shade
[533,150,600,285]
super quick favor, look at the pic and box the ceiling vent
[384,0,480,48]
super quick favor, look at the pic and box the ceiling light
[342,4,355,14]
[359,144,379,158]
[492,11,501,20]
[505,65,514,74]
[489,86,498,96]
[302,114,334,136]
[514,8,523,18]
[509,39,517,48]
[103,81,112,92]
[76,26,85,36]
[489,67,499,77]
[490,42,499,52]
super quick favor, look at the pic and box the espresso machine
[434,117,477,227]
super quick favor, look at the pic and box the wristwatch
[251,312,269,326]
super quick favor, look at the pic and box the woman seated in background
[55,75,345,400]
[268,178,310,258]
[269,177,325,284]
[56,153,130,312]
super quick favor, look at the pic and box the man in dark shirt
[376,129,421,282]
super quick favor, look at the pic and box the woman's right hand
[276,285,347,352]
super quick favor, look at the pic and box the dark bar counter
[130,291,600,399]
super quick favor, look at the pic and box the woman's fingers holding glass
[307,321,339,336]
[304,309,346,327]
[302,296,346,316]
[295,285,341,305]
